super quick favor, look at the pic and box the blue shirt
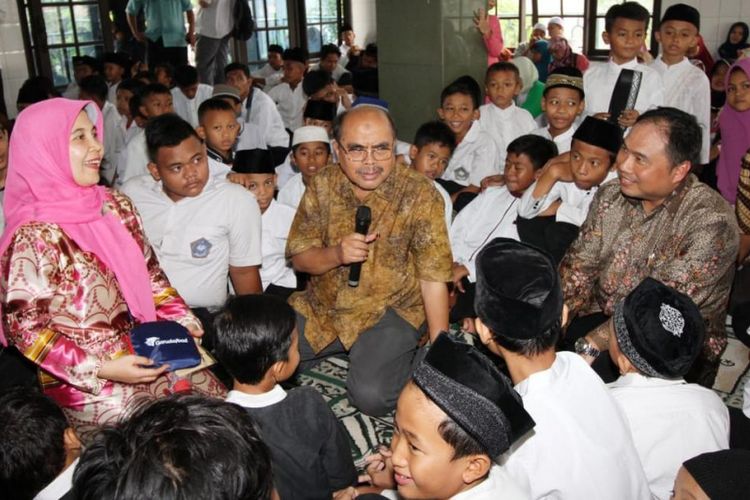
[126,0,192,47]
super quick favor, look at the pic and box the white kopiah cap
[533,22,546,32]
[292,125,330,146]
[548,16,564,27]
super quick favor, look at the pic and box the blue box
[129,321,201,371]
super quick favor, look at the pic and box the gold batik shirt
[737,149,750,235]
[286,163,453,353]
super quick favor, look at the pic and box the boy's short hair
[72,394,274,500]
[543,67,584,99]
[364,43,378,60]
[132,82,171,120]
[153,61,174,78]
[605,1,650,32]
[78,74,108,102]
[72,55,102,73]
[413,120,457,155]
[174,64,199,88]
[133,70,156,83]
[17,76,59,105]
[440,75,481,110]
[117,78,145,96]
[303,69,334,96]
[0,388,69,500]
[320,43,341,58]
[340,23,354,34]
[485,61,520,83]
[283,47,309,65]
[506,134,559,169]
[268,44,284,55]
[145,113,201,163]
[224,61,251,78]
[198,97,235,123]
[352,68,379,97]
[213,294,297,385]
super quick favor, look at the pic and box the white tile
[719,0,742,19]
[700,17,720,46]
[698,0,722,16]
[0,24,24,53]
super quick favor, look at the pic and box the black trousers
[517,216,580,265]
[147,37,188,67]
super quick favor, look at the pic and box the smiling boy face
[437,93,478,141]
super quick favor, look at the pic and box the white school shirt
[339,42,353,68]
[478,103,537,166]
[650,57,711,164]
[208,156,231,178]
[584,58,664,117]
[122,175,262,309]
[501,352,651,500]
[441,120,500,187]
[172,84,214,128]
[251,63,284,91]
[102,101,125,185]
[529,124,576,154]
[195,0,233,39]
[380,465,530,500]
[518,170,619,227]
[241,88,290,148]
[261,199,297,289]
[450,186,521,282]
[107,80,121,106]
[267,82,306,131]
[235,119,268,151]
[609,373,729,500]
[33,458,78,500]
[275,152,297,190]
[434,180,453,235]
[278,172,306,210]
[116,126,148,189]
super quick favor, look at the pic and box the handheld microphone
[348,205,372,287]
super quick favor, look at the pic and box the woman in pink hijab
[0,99,224,439]
[717,58,750,205]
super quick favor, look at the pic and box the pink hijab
[0,98,156,345]
[718,58,750,204]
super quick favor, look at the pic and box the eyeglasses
[339,144,394,162]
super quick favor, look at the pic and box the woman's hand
[99,355,168,384]
[473,8,491,36]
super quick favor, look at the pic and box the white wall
[662,0,750,57]
[351,0,377,46]
[0,0,29,119]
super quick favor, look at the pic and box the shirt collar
[226,385,287,408]
[608,372,686,388]
[656,56,690,71]
[608,57,639,72]
[514,352,568,396]
[207,146,233,164]
[33,458,78,500]
[623,174,694,217]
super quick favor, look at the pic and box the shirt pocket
[160,225,226,262]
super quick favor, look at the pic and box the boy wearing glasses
[286,106,453,417]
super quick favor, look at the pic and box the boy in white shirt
[210,84,268,153]
[409,121,456,234]
[450,135,557,331]
[517,116,622,263]
[604,278,729,500]
[251,44,285,90]
[473,239,651,500]
[171,64,214,128]
[115,79,145,146]
[314,43,350,83]
[224,62,289,149]
[78,75,124,187]
[103,52,130,106]
[529,68,585,153]
[278,126,331,210]
[354,334,534,500]
[437,76,500,210]
[268,47,309,132]
[122,113,262,314]
[650,4,710,164]
[478,62,537,167]
[584,2,664,128]
[116,83,174,188]
[233,149,297,297]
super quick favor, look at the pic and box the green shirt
[126,0,192,47]
[521,81,545,118]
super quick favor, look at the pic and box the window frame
[17,0,113,88]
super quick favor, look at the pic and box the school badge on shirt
[190,238,212,259]
[454,167,469,182]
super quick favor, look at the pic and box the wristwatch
[574,337,600,359]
